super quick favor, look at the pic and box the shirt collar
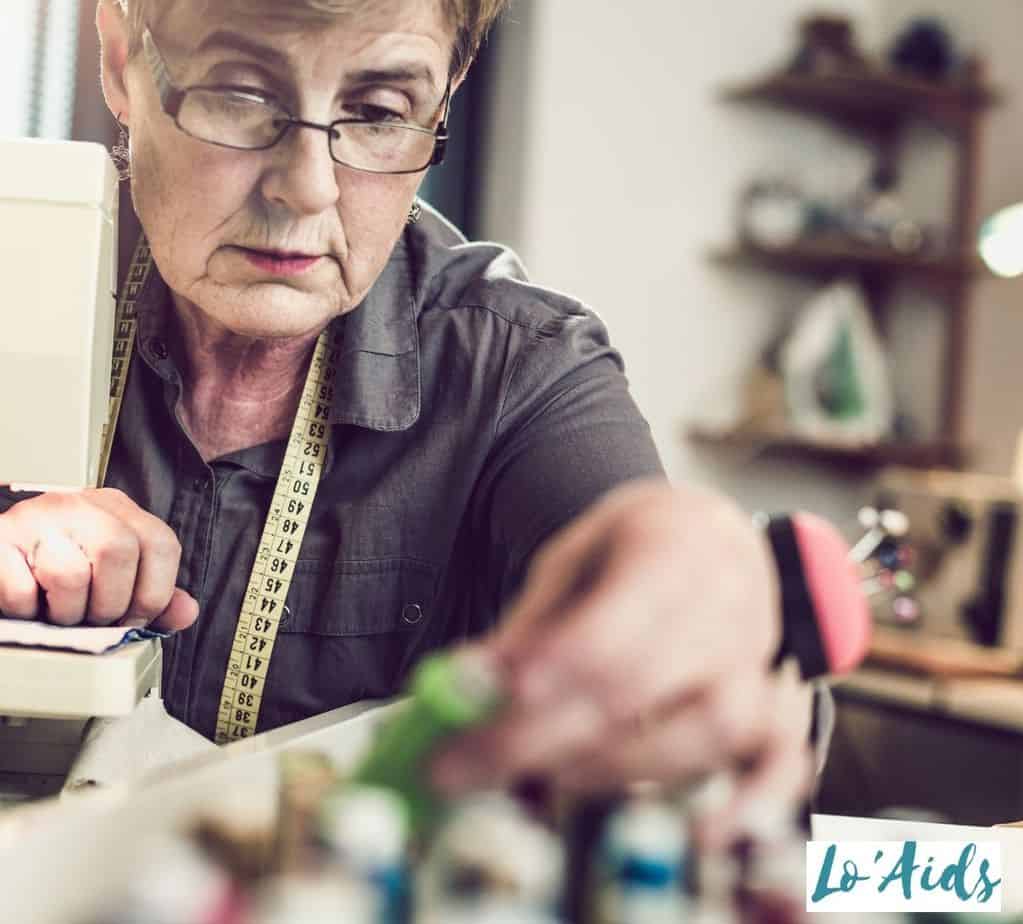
[133,232,422,433]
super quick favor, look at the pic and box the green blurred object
[348,652,503,837]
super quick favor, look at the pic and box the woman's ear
[96,0,132,123]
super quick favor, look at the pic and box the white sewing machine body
[0,640,163,805]
[0,137,144,805]
[0,138,118,493]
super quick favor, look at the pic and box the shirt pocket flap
[281,558,437,637]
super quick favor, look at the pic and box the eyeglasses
[141,28,450,175]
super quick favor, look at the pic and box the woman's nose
[260,124,341,216]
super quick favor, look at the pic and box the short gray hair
[113,0,510,76]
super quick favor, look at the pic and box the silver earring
[112,115,131,182]
[407,201,422,226]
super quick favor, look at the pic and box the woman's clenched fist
[0,488,198,631]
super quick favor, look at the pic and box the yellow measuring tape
[99,235,340,744]
[96,236,152,489]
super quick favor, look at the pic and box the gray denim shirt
[0,206,664,740]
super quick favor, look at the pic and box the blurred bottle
[416,792,564,920]
[594,798,689,924]
[319,784,411,924]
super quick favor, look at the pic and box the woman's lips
[240,248,322,277]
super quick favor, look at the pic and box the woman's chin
[194,287,344,340]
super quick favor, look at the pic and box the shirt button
[149,337,169,361]
[192,477,205,491]
[402,603,424,626]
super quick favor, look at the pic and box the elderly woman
[0,0,814,840]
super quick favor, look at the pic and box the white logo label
[806,841,1003,913]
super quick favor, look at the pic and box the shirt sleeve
[462,302,834,775]
[468,306,666,611]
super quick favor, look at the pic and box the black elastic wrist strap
[767,515,828,679]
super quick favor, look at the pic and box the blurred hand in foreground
[433,478,815,846]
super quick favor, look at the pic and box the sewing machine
[0,641,164,805]
[0,138,161,805]
[0,138,118,494]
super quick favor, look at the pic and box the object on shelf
[803,161,936,256]
[840,164,927,255]
[739,178,809,249]
[736,365,788,436]
[780,281,894,444]
[732,161,941,271]
[889,19,957,83]
[855,506,919,630]
[787,14,869,76]
[868,468,1023,654]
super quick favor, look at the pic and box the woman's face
[101,0,454,339]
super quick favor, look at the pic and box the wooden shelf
[710,238,983,283]
[711,56,998,464]
[721,69,1000,131]
[687,426,965,471]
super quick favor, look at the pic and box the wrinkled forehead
[151,0,456,70]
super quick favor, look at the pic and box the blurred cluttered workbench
[821,626,1023,825]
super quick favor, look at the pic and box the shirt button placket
[166,468,215,731]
